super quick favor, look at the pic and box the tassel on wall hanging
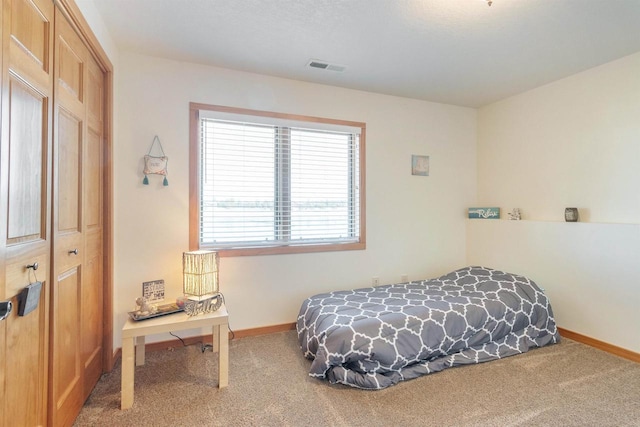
[143,135,169,186]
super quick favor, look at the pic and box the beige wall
[112,52,477,346]
[76,0,640,355]
[477,52,640,223]
[470,52,640,353]
[76,0,119,64]
[467,220,640,353]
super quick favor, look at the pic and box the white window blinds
[199,114,362,250]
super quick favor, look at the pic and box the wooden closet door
[81,47,104,400]
[0,0,54,426]
[50,7,104,426]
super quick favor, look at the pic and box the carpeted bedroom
[75,329,640,426]
[2,2,639,426]
[77,267,640,426]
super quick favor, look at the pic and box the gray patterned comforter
[297,266,560,389]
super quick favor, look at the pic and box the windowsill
[200,241,366,257]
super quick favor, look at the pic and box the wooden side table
[121,304,229,409]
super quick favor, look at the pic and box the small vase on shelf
[564,208,579,222]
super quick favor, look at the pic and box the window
[189,103,366,256]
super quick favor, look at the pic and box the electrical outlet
[372,277,380,286]
[401,274,409,282]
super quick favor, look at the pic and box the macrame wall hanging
[143,135,169,186]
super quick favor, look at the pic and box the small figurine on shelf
[135,297,157,317]
[565,207,579,222]
[508,208,521,220]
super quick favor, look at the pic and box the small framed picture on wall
[412,155,429,176]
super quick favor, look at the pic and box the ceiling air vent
[306,59,346,72]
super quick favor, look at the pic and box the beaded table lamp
[182,250,222,315]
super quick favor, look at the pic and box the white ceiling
[92,0,640,108]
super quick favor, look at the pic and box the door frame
[54,0,114,371]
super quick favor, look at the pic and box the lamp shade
[183,250,219,299]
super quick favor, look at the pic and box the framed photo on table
[142,279,165,303]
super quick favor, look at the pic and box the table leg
[218,322,228,388]
[211,323,219,353]
[135,335,146,366]
[121,336,135,409]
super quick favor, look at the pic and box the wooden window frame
[189,102,367,257]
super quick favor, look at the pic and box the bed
[297,266,560,389]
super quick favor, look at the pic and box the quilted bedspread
[297,266,560,389]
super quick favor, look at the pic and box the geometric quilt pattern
[297,266,560,389]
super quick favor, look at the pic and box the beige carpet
[74,331,640,427]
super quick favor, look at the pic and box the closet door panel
[85,125,102,228]
[56,29,83,103]
[9,0,51,72]
[2,1,109,425]
[80,53,104,398]
[56,107,82,235]
[86,57,102,121]
[82,119,103,396]
[2,288,48,426]
[2,0,53,296]
[6,76,47,245]
[50,7,105,425]
[0,0,53,425]
[82,232,102,394]
[51,101,84,427]
[8,0,51,92]
[50,266,82,427]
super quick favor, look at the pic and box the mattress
[297,266,560,389]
